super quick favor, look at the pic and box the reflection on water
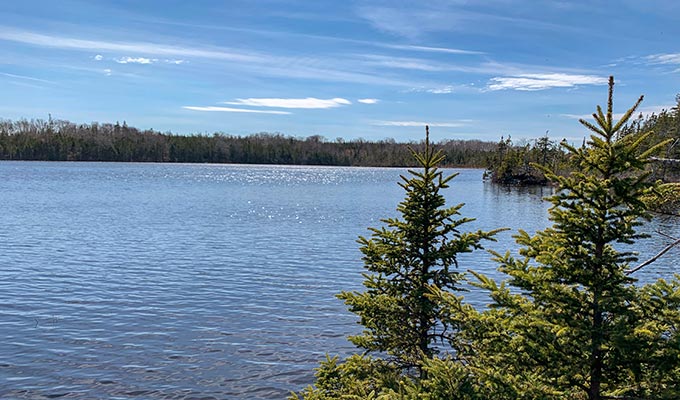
[0,162,677,399]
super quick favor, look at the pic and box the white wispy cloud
[372,120,467,127]
[427,86,454,94]
[487,73,608,91]
[0,71,56,84]
[561,104,676,121]
[115,56,157,64]
[358,98,379,104]
[183,106,291,115]
[383,44,484,55]
[245,62,420,87]
[357,4,577,40]
[0,27,263,62]
[361,54,525,76]
[0,27,425,87]
[361,54,448,72]
[646,53,680,65]
[407,85,458,94]
[100,55,184,65]
[103,68,112,76]
[224,97,351,109]
[357,6,427,38]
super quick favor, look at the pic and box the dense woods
[295,78,680,399]
[0,118,495,167]
[484,134,571,185]
[486,95,680,185]
[4,93,676,180]
[623,95,680,182]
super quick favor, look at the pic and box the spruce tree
[473,76,679,399]
[295,78,680,400]
[339,127,501,375]
[294,127,501,399]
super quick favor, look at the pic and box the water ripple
[0,162,677,399]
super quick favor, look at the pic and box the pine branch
[612,95,644,133]
[607,75,614,131]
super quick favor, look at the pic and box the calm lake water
[1,162,678,399]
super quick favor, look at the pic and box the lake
[1,162,677,399]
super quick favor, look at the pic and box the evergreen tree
[339,127,501,374]
[295,78,680,400]
[294,127,501,399]
[471,76,680,399]
[486,134,571,185]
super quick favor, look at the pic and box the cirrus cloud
[383,44,484,55]
[561,104,675,121]
[427,86,454,94]
[372,120,467,127]
[183,106,290,115]
[407,85,456,94]
[487,73,608,91]
[645,53,680,72]
[646,53,680,65]
[0,27,261,62]
[358,98,379,104]
[115,56,156,64]
[224,97,351,109]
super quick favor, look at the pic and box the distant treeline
[484,134,570,185]
[0,118,496,167]
[486,94,680,184]
[622,95,680,182]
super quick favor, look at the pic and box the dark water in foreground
[1,162,677,399]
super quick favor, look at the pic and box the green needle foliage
[471,76,680,399]
[339,127,501,373]
[294,78,680,400]
[293,127,502,399]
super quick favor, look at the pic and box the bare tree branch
[656,230,677,241]
[626,236,680,275]
[649,156,680,165]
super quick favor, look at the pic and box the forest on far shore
[1,98,677,179]
[0,118,496,167]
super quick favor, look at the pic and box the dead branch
[649,157,680,165]
[626,236,680,275]
[656,230,676,240]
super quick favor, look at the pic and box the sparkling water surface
[1,162,677,399]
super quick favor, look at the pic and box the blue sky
[1,0,679,143]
